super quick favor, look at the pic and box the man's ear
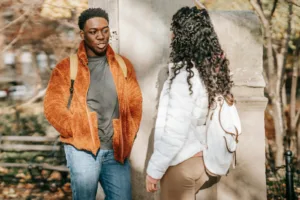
[108,28,111,39]
[80,30,84,40]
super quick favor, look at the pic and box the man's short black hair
[78,8,109,30]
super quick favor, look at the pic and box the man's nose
[96,31,104,40]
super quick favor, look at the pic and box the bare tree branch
[0,1,44,33]
[279,3,294,152]
[257,0,263,9]
[249,0,275,80]
[43,2,76,11]
[263,70,272,97]
[290,48,299,129]
[266,106,274,118]
[15,88,46,110]
[60,20,78,29]
[0,0,14,8]
[0,1,82,112]
[280,3,293,91]
[295,110,300,126]
[250,0,296,166]
[1,88,46,113]
[1,19,28,53]
[249,0,269,29]
[285,0,300,7]
[270,0,279,18]
[0,9,30,33]
[263,70,269,85]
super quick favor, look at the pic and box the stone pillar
[89,1,267,200]
[195,11,267,200]
[0,15,5,71]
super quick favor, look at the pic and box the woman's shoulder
[168,62,199,80]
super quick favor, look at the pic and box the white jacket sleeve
[147,69,195,179]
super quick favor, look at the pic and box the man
[44,8,142,200]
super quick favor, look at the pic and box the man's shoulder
[53,56,71,72]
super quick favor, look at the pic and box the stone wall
[89,1,268,199]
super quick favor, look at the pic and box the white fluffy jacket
[147,63,209,179]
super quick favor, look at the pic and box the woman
[145,5,233,200]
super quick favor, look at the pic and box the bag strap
[67,54,78,109]
[69,53,126,79]
[70,54,78,80]
[115,54,127,78]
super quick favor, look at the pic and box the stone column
[0,16,5,71]
[89,1,267,199]
[196,11,267,200]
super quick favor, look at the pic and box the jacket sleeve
[44,63,74,138]
[147,70,195,179]
[123,57,143,132]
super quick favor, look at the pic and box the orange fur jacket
[44,41,143,163]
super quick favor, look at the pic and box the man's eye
[90,31,96,35]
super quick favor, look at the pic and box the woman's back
[148,63,208,175]
[146,4,233,200]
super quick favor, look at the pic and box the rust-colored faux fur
[44,41,143,163]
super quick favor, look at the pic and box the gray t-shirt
[87,55,119,150]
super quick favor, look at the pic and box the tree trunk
[0,15,5,71]
[272,97,285,167]
[290,50,299,157]
[282,83,287,107]
[298,125,300,168]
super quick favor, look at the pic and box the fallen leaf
[47,171,62,181]
[15,173,26,179]
[0,167,8,174]
[25,183,34,189]
[17,183,25,189]
[62,183,71,192]
[41,169,50,178]
[267,177,277,182]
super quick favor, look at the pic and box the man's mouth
[97,43,107,49]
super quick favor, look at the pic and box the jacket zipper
[67,80,75,109]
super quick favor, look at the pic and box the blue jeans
[64,144,132,200]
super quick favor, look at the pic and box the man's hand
[146,175,159,193]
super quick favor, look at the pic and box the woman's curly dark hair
[170,6,233,105]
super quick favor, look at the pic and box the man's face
[80,17,110,57]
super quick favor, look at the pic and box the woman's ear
[194,0,206,10]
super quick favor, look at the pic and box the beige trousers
[160,157,209,200]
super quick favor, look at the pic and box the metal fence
[266,151,299,200]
